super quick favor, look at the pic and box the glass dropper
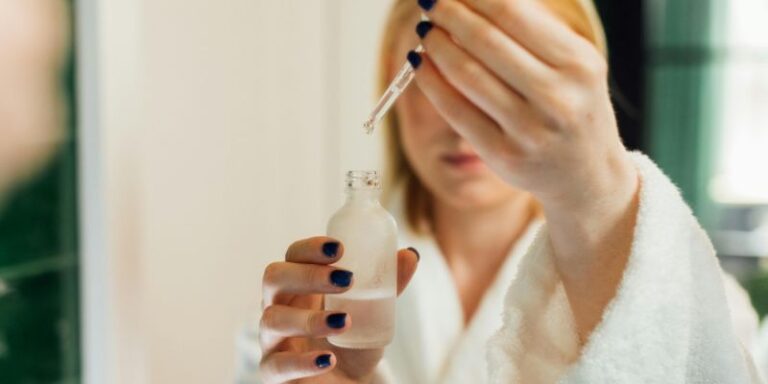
[363,45,424,135]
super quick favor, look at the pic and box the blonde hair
[379,0,607,234]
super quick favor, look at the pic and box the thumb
[396,248,419,296]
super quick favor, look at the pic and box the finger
[417,24,539,148]
[408,50,516,161]
[260,305,350,353]
[263,262,353,306]
[459,0,596,67]
[397,248,419,296]
[285,236,344,264]
[260,351,336,384]
[420,1,555,101]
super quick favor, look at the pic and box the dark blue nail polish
[418,0,437,12]
[330,270,353,287]
[315,354,332,369]
[322,241,340,258]
[407,50,422,70]
[416,21,433,39]
[326,313,347,329]
[408,247,421,262]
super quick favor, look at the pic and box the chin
[434,177,512,210]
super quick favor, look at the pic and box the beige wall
[84,0,396,382]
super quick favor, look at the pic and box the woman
[241,0,761,382]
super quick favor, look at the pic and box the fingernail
[407,50,422,70]
[322,241,340,258]
[315,354,332,369]
[326,313,347,329]
[418,0,437,12]
[416,21,433,39]
[330,270,353,287]
[408,247,421,262]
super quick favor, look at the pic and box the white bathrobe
[484,152,762,384]
[236,152,761,384]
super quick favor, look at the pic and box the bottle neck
[345,188,381,204]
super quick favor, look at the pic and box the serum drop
[325,171,398,349]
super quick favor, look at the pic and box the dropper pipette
[363,45,424,134]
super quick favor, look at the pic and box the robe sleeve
[487,151,764,384]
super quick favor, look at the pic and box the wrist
[540,150,640,267]
[541,149,638,219]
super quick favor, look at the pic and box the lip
[441,153,485,171]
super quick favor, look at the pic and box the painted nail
[326,313,347,329]
[315,354,332,369]
[408,247,421,262]
[407,50,422,70]
[416,21,433,39]
[322,241,340,258]
[330,270,353,287]
[418,0,437,12]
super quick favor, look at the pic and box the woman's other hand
[259,237,418,383]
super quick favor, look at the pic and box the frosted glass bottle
[325,171,398,349]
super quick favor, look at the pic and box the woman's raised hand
[411,0,637,213]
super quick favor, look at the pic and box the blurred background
[0,0,766,383]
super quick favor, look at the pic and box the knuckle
[306,265,328,287]
[559,54,583,71]
[284,241,296,259]
[476,30,506,58]
[284,239,304,261]
[517,132,544,154]
[260,305,280,331]
[306,312,322,334]
[538,89,574,126]
[554,100,580,127]
[534,80,559,105]
[457,60,485,86]
[263,262,282,286]
[573,52,608,81]
[529,132,556,156]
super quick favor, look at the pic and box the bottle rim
[346,170,381,190]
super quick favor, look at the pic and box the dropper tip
[363,119,375,135]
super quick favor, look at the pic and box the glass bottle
[325,171,398,349]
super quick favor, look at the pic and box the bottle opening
[346,170,381,191]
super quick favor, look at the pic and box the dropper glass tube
[363,45,424,134]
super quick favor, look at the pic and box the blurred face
[391,16,527,211]
[0,0,66,200]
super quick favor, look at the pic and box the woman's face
[392,17,524,211]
